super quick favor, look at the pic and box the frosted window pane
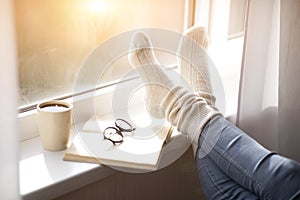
[15,0,184,107]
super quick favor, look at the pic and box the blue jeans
[196,115,300,200]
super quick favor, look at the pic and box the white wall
[0,0,20,199]
[237,0,280,151]
[279,0,300,162]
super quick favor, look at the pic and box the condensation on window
[15,0,185,107]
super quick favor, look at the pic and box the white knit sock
[128,32,173,118]
[178,26,217,108]
[128,32,219,155]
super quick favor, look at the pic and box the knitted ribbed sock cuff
[162,86,219,148]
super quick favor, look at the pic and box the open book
[63,115,173,171]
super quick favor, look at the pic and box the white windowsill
[19,69,238,200]
[18,76,186,200]
[18,81,123,199]
[19,124,118,200]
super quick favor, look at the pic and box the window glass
[15,0,185,108]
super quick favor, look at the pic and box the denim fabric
[196,115,300,200]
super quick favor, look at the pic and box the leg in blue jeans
[196,115,300,200]
[197,154,259,199]
[126,30,300,199]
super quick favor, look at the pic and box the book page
[64,114,173,171]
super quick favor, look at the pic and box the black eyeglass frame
[103,119,135,145]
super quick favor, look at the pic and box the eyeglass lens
[115,119,136,132]
[103,127,123,144]
[103,119,136,145]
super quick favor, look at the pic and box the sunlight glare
[85,0,110,14]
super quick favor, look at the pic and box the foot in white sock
[128,31,219,155]
[128,32,174,118]
[178,26,217,108]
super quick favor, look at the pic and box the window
[193,0,246,120]
[15,0,186,109]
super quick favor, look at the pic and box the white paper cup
[37,100,72,151]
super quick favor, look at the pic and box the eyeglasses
[103,119,136,145]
